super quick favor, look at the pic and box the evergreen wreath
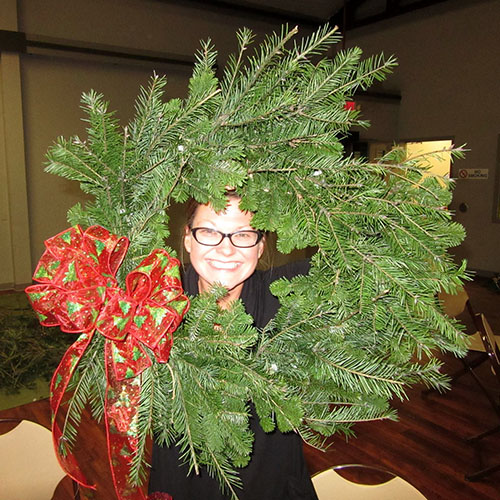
[35,24,468,498]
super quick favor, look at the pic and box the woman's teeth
[209,261,239,270]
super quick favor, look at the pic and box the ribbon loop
[26,225,129,332]
[26,225,189,500]
[83,225,129,276]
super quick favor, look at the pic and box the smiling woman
[149,193,315,499]
[183,195,266,308]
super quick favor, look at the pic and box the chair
[429,287,499,389]
[312,464,427,499]
[438,287,475,319]
[464,313,500,481]
[0,418,80,499]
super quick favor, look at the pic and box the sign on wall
[457,168,488,179]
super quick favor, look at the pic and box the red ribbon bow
[26,225,189,500]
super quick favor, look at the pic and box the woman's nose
[216,235,236,255]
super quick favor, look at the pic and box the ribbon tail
[104,341,147,499]
[50,332,96,489]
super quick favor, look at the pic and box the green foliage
[42,24,468,498]
[0,300,74,394]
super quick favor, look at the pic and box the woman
[149,193,317,500]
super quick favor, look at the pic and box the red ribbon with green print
[26,225,189,499]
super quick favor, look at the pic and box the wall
[2,0,499,288]
[406,140,453,178]
[345,0,500,274]
[0,0,32,289]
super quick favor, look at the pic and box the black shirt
[149,260,318,500]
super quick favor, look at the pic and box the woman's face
[184,198,265,301]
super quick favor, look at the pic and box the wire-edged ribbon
[26,225,188,500]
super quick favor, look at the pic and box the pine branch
[311,348,406,397]
[46,139,108,186]
[170,359,201,476]
[291,24,341,63]
[221,28,256,100]
[205,448,242,500]
[217,25,299,122]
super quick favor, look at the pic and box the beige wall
[0,0,32,288]
[346,0,500,273]
[406,140,452,179]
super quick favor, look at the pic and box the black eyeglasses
[190,227,263,248]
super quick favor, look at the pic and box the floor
[0,276,499,499]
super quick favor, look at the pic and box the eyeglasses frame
[190,227,264,248]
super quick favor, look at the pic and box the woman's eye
[199,228,217,236]
[231,231,260,247]
[236,232,251,239]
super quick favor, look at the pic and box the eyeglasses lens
[231,231,259,247]
[193,228,260,247]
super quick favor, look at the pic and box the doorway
[405,139,453,178]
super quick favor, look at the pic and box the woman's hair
[185,190,240,229]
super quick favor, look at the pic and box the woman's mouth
[207,260,240,270]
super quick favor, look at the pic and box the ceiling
[175,0,460,30]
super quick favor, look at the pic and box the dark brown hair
[185,190,241,228]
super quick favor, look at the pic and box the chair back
[0,419,67,500]
[476,313,500,386]
[438,287,471,318]
[312,464,427,500]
